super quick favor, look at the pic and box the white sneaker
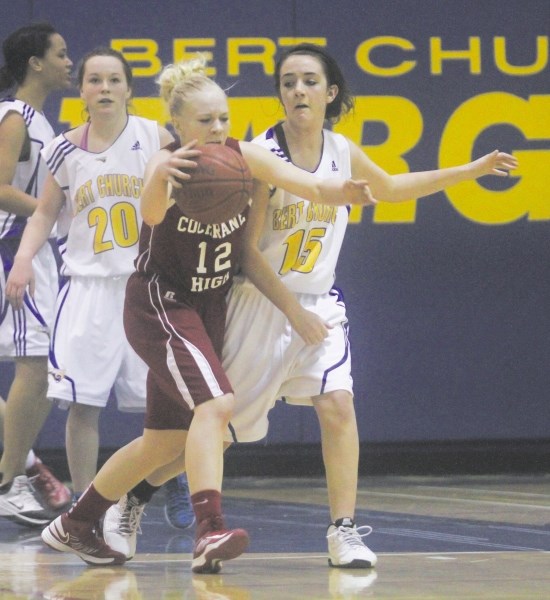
[103,493,146,559]
[327,519,377,568]
[0,475,51,526]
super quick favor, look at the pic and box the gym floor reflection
[1,474,548,599]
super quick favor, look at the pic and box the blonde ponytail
[157,55,218,116]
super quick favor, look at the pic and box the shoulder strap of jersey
[273,122,293,163]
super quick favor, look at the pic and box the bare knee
[313,390,356,430]
[195,393,234,426]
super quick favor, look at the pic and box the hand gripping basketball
[172,144,253,224]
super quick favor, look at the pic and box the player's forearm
[15,209,56,260]
[380,165,471,202]
[141,173,169,226]
[0,185,38,216]
[241,249,301,318]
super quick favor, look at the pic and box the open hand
[471,150,518,178]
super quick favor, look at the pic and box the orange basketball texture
[172,144,253,224]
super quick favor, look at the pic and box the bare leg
[65,403,102,494]
[0,356,51,484]
[184,393,233,495]
[93,429,187,500]
[146,449,186,487]
[92,392,233,501]
[141,438,235,488]
[313,390,359,522]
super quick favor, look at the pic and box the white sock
[25,449,37,470]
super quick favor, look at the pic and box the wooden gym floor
[0,474,548,599]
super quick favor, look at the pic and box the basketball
[172,144,253,224]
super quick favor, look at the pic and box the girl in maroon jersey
[40,55,375,573]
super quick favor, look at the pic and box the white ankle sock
[25,449,37,470]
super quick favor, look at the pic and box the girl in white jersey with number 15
[6,47,173,500]
[222,43,518,570]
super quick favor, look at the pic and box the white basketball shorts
[222,282,353,443]
[48,274,146,411]
[0,239,58,358]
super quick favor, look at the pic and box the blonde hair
[157,55,222,116]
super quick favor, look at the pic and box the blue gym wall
[1,1,549,455]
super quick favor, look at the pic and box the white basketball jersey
[251,126,351,294]
[41,115,160,277]
[0,98,54,239]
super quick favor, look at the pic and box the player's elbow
[142,208,165,227]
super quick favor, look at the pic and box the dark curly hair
[0,22,57,92]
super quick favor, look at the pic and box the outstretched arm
[239,141,377,207]
[349,141,518,202]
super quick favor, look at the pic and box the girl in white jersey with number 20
[222,43,518,570]
[6,47,173,499]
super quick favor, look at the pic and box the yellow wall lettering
[59,97,278,137]
[131,98,171,126]
[494,36,549,76]
[104,36,549,79]
[111,39,162,77]
[355,36,416,77]
[173,39,216,76]
[58,98,169,129]
[440,92,550,224]
[227,97,285,140]
[227,37,277,75]
[431,37,481,75]
[335,96,423,224]
[58,92,548,228]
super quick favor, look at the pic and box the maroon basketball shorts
[123,272,233,430]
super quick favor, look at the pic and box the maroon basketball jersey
[135,138,249,301]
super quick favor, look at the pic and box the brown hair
[274,43,354,123]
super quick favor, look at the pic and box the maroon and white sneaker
[41,513,126,566]
[192,517,249,574]
[26,458,72,511]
